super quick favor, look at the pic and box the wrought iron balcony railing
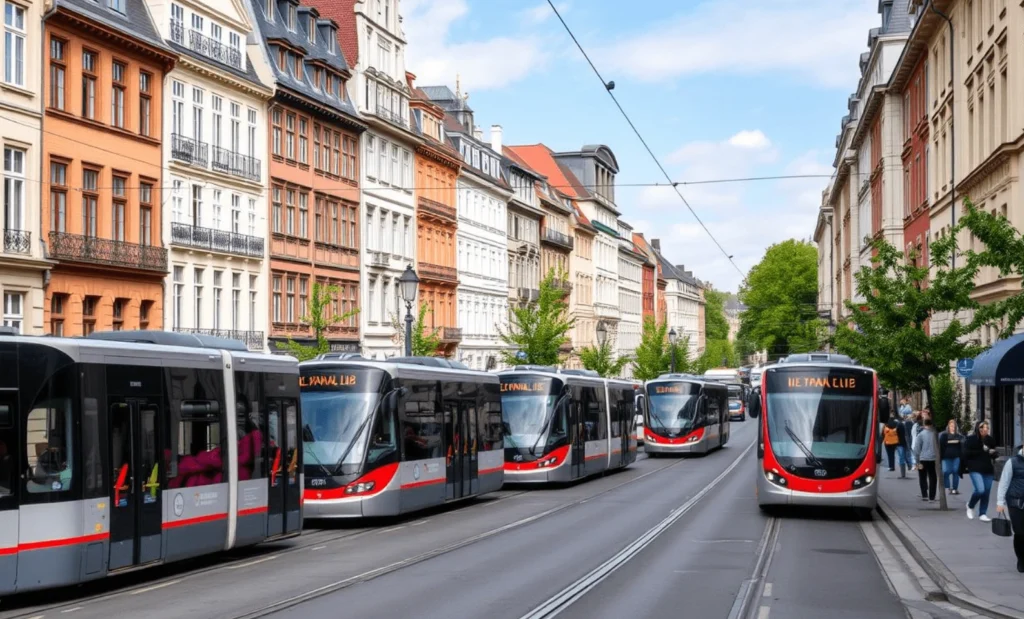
[419,262,458,283]
[3,229,31,254]
[171,21,243,70]
[211,145,261,182]
[551,279,572,294]
[170,222,264,258]
[171,133,209,168]
[374,106,409,129]
[417,197,456,221]
[174,327,264,351]
[541,227,574,250]
[48,231,168,272]
[369,251,390,267]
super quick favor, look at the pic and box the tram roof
[497,367,640,387]
[647,374,727,388]
[300,357,499,382]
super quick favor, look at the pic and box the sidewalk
[876,464,1024,618]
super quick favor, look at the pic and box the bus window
[24,367,75,495]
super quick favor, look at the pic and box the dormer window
[326,74,333,95]
[313,67,322,88]
[265,0,274,20]
[288,4,296,30]
[309,17,316,42]
[326,32,335,54]
[293,55,301,77]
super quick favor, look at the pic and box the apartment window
[3,146,24,233]
[49,38,66,109]
[378,138,388,183]
[4,2,25,87]
[107,0,125,13]
[299,193,308,238]
[313,125,321,170]
[231,194,240,233]
[139,182,153,246]
[272,186,282,233]
[213,270,222,330]
[81,50,97,119]
[299,277,308,322]
[193,268,204,328]
[402,150,411,190]
[49,293,66,335]
[171,80,184,134]
[191,87,203,141]
[191,184,202,226]
[248,198,256,236]
[111,61,126,128]
[321,128,331,173]
[285,189,296,236]
[229,32,240,55]
[191,12,203,32]
[249,274,257,330]
[285,113,295,159]
[285,277,295,323]
[172,266,184,329]
[139,300,152,329]
[367,135,376,178]
[231,272,240,330]
[343,136,357,181]
[314,197,324,242]
[112,298,125,331]
[82,168,98,237]
[272,275,282,322]
[138,71,152,136]
[332,132,341,176]
[82,295,98,335]
[2,292,22,333]
[247,108,257,158]
[111,175,126,241]
[271,109,282,156]
[49,160,67,232]
[298,118,308,164]
[391,145,399,187]
[210,95,222,148]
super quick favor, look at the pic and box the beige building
[1,0,51,333]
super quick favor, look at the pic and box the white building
[656,249,702,361]
[348,0,421,360]
[149,0,273,350]
[1,0,50,333]
[616,220,643,379]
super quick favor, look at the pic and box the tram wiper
[332,397,382,476]
[302,424,336,477]
[784,421,824,468]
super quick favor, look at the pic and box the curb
[876,497,1024,619]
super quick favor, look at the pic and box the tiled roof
[303,0,359,68]
[506,144,591,200]
[53,0,169,52]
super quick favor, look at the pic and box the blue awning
[968,332,1024,387]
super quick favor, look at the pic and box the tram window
[81,397,103,496]
[482,387,503,451]
[166,368,225,489]
[236,371,266,480]
[550,397,568,440]
[400,381,442,460]
[24,399,73,494]
[582,387,607,441]
[0,393,14,498]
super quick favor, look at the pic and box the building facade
[42,0,175,335]
[250,0,365,354]
[616,220,643,378]
[635,234,657,324]
[2,0,50,333]
[653,245,703,360]
[503,151,544,310]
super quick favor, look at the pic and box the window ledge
[1,81,35,99]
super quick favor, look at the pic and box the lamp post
[399,265,420,357]
[668,327,678,373]
[596,322,607,348]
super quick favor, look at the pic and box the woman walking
[996,444,1024,573]
[964,421,999,522]
[883,419,900,472]
[913,417,938,501]
[939,419,964,494]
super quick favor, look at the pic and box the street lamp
[596,322,608,348]
[668,327,678,373]
[399,265,420,357]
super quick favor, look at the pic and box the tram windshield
[499,377,558,451]
[647,382,700,433]
[299,368,384,476]
[765,368,873,471]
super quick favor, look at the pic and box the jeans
[968,472,994,515]
[942,457,960,490]
[885,444,897,470]
[896,445,913,468]
[918,460,937,500]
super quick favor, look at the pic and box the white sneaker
[980,515,992,522]
[967,505,975,520]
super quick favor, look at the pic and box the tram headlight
[764,469,787,487]
[687,435,700,443]
[537,455,558,468]
[851,474,875,489]
[345,481,376,495]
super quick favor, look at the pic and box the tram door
[107,396,162,571]
[570,388,585,479]
[444,397,472,500]
[266,398,300,537]
[0,386,18,593]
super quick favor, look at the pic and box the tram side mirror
[748,387,761,419]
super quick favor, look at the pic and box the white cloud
[521,2,569,24]
[403,0,550,91]
[728,130,771,149]
[591,0,878,88]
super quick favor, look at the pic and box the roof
[51,0,169,53]
[251,1,361,120]
[302,0,359,69]
[506,144,591,200]
[656,253,698,285]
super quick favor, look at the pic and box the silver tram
[299,356,504,518]
[0,330,302,596]
[498,367,639,483]
[642,374,730,455]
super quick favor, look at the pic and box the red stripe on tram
[14,532,110,553]
[478,466,503,475]
[400,477,445,490]
[238,506,269,517]
[162,512,228,529]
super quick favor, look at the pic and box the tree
[282,282,360,361]
[579,341,631,378]
[703,288,730,342]
[693,339,739,374]
[499,268,574,366]
[632,316,690,380]
[389,303,443,357]
[738,239,823,357]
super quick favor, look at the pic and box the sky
[401,0,882,293]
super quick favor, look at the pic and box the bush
[930,371,967,433]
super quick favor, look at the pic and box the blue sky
[402,0,882,292]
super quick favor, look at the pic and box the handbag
[992,512,1013,537]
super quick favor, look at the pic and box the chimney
[651,239,661,251]
[473,125,483,140]
[490,124,503,154]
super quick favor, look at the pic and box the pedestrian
[899,398,912,418]
[995,443,1024,573]
[883,419,900,472]
[903,413,917,467]
[896,414,912,478]
[940,419,964,494]
[913,417,938,501]
[964,421,999,522]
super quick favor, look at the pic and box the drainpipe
[929,0,955,268]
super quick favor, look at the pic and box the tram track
[726,515,781,619]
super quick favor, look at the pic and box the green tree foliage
[703,288,730,341]
[693,339,739,374]
[283,282,360,361]
[929,372,960,432]
[579,340,631,378]
[631,317,690,380]
[499,268,574,366]
[738,239,823,358]
[389,303,443,357]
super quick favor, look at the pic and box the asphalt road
[0,421,915,619]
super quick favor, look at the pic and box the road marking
[311,545,327,551]
[757,606,771,619]
[726,517,782,619]
[379,526,406,533]
[410,520,429,526]
[694,539,755,544]
[227,555,277,570]
[128,579,182,595]
[61,608,82,614]
[763,583,772,597]
[518,440,756,619]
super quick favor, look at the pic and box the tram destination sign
[299,368,380,391]
[500,380,550,393]
[768,368,873,396]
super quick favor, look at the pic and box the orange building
[409,74,461,356]
[42,1,175,335]
[256,4,366,354]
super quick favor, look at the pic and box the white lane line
[694,539,756,544]
[311,545,327,551]
[763,583,772,597]
[379,525,406,533]
[410,520,429,526]
[518,440,755,619]
[227,555,277,570]
[757,606,771,619]
[128,579,182,595]
[26,615,45,619]
[61,608,83,614]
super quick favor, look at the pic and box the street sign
[956,358,974,378]
[516,351,528,361]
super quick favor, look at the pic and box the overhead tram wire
[545,0,744,278]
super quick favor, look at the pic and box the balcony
[551,279,572,295]
[417,196,456,222]
[368,251,390,268]
[441,327,462,343]
[516,287,540,302]
[419,262,458,283]
[172,133,208,168]
[48,232,168,273]
[171,21,243,70]
[373,107,409,130]
[171,222,264,258]
[541,227,574,251]
[174,327,264,351]
[211,145,261,183]
[3,229,31,254]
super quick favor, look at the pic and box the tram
[642,374,730,456]
[0,330,301,596]
[299,356,504,518]
[748,353,889,517]
[498,367,639,483]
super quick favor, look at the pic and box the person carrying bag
[996,444,1024,572]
